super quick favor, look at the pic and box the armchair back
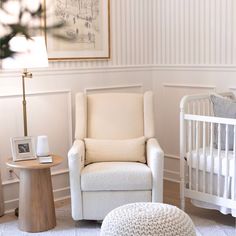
[75,91,155,140]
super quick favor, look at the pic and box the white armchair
[68,91,164,221]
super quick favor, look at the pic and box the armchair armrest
[68,139,85,220]
[68,139,85,170]
[147,138,164,203]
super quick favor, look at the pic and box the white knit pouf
[100,202,196,236]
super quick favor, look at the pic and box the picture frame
[10,137,36,162]
[43,0,110,60]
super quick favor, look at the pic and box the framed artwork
[10,137,36,162]
[43,0,110,60]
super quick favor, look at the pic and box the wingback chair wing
[68,91,164,220]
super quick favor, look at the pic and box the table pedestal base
[19,168,56,232]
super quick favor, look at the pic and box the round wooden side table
[6,155,63,233]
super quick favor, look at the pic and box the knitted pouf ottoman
[100,202,196,236]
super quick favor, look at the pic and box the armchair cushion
[87,93,144,139]
[81,162,152,191]
[84,136,146,164]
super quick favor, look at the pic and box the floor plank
[164,180,236,228]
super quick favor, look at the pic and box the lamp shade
[1,36,48,69]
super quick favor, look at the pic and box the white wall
[1,0,236,211]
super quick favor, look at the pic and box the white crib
[180,92,236,217]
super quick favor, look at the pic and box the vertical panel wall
[47,0,236,70]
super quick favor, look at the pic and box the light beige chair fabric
[84,136,146,164]
[68,91,164,220]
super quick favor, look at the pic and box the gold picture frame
[43,0,110,61]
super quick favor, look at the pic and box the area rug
[0,205,235,236]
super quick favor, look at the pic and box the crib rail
[180,92,236,214]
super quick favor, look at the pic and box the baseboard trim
[165,154,180,160]
[164,168,180,183]
[164,177,181,183]
[3,186,70,213]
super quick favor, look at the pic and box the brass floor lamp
[2,36,48,216]
[2,36,48,136]
[22,69,32,136]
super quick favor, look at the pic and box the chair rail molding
[2,64,236,80]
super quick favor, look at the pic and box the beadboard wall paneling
[153,0,236,65]
[44,0,236,70]
[1,0,235,73]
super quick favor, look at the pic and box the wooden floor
[0,180,235,228]
[163,180,236,228]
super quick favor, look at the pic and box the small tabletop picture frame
[10,137,36,162]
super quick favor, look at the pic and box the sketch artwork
[52,0,102,51]
[45,0,110,59]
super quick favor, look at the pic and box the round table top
[6,155,63,170]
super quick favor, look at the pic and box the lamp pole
[13,69,33,217]
[22,69,32,137]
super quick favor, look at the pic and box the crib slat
[202,100,206,115]
[208,98,211,116]
[196,121,199,192]
[188,120,192,191]
[187,103,190,114]
[206,100,210,145]
[193,120,196,150]
[193,101,196,115]
[225,124,229,199]
[217,124,221,197]
[210,122,214,195]
[192,102,196,150]
[198,101,201,115]
[202,121,206,193]
[233,126,236,201]
[204,100,209,146]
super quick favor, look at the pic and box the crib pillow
[210,94,236,150]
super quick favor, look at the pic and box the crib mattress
[186,147,235,177]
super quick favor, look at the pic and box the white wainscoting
[153,70,236,182]
[0,90,72,212]
[0,79,153,212]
